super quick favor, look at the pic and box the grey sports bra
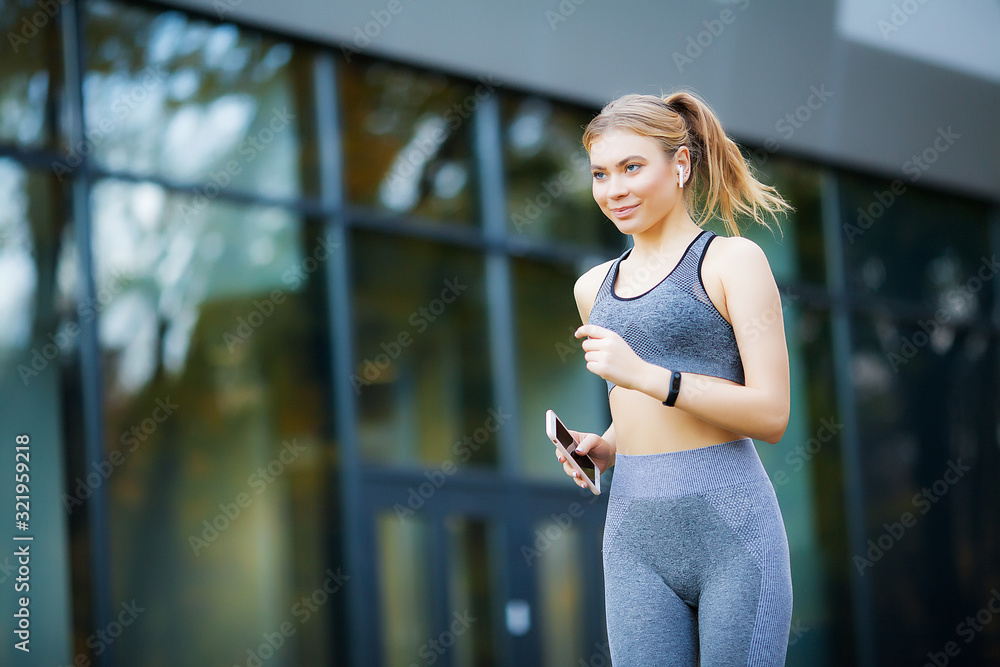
[587,229,746,394]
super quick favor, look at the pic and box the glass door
[360,473,610,667]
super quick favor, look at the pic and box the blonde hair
[582,90,791,236]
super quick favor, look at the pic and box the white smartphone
[545,409,600,495]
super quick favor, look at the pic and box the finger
[576,434,596,455]
[575,324,607,339]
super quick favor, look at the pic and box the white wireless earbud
[677,165,685,188]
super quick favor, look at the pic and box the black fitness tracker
[663,370,682,407]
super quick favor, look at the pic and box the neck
[628,205,701,263]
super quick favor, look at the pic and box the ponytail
[582,90,792,236]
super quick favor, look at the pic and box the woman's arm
[575,238,790,444]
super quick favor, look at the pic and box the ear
[673,145,691,173]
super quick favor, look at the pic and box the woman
[554,90,794,665]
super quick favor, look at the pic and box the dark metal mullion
[583,506,609,658]
[346,208,614,268]
[0,145,64,169]
[313,53,371,667]
[86,165,331,217]
[473,84,523,667]
[489,516,512,667]
[429,509,454,667]
[474,89,519,476]
[62,1,114,666]
[820,171,875,667]
[990,205,1000,330]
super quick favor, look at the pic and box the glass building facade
[0,1,998,665]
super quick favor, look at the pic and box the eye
[592,171,606,180]
[625,163,641,173]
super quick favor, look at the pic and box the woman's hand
[575,324,649,391]
[554,429,614,488]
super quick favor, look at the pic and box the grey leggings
[603,438,793,666]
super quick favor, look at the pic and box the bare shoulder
[705,234,774,282]
[700,234,778,323]
[574,258,615,324]
[709,234,769,263]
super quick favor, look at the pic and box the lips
[610,204,639,218]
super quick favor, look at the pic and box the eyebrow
[590,155,647,171]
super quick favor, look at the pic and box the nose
[606,173,629,200]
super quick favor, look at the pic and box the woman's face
[588,130,687,235]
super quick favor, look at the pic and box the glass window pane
[850,315,1000,665]
[532,517,585,667]
[83,0,319,199]
[352,230,496,468]
[512,257,607,481]
[377,513,432,667]
[838,173,993,309]
[446,516,499,666]
[501,95,616,247]
[91,179,336,665]
[0,160,75,664]
[338,56,480,224]
[740,154,825,287]
[0,0,62,147]
[762,306,845,666]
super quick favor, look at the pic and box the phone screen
[554,416,597,483]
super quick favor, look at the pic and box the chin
[609,218,650,236]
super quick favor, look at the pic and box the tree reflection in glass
[83,0,317,199]
[339,57,480,224]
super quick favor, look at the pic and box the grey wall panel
[164,0,1000,202]
[825,40,1000,202]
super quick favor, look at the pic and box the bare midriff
[609,373,746,455]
